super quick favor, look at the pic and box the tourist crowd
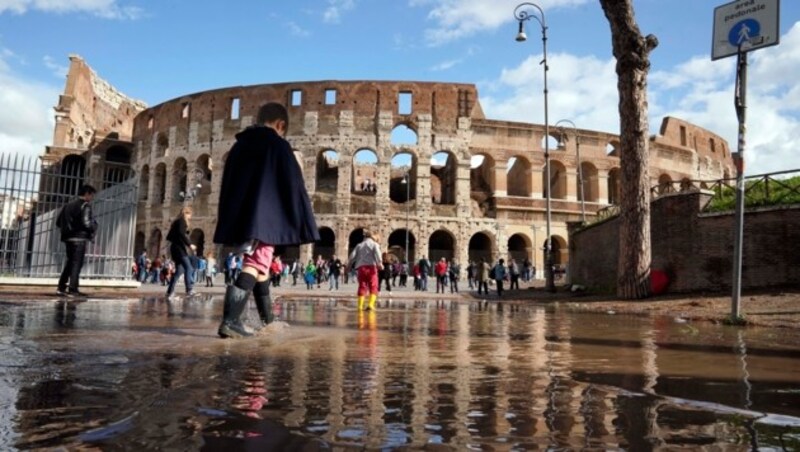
[132,250,540,298]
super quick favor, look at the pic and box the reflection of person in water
[232,368,268,419]
[55,300,77,327]
[355,310,379,394]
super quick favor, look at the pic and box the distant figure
[476,258,490,296]
[492,258,508,298]
[55,184,97,297]
[165,206,196,299]
[349,230,383,311]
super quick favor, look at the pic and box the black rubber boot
[218,285,253,338]
[252,282,274,329]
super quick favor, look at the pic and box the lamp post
[401,173,410,262]
[514,2,554,292]
[555,119,585,223]
[531,224,541,279]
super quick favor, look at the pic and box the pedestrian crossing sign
[712,0,779,60]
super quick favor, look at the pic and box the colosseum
[43,55,734,271]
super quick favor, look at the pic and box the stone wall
[569,192,800,293]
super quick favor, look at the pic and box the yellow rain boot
[357,295,365,311]
[367,294,377,311]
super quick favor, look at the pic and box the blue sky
[1,0,798,174]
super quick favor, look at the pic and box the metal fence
[650,169,800,212]
[0,152,138,280]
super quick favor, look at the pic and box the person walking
[476,258,490,296]
[434,257,448,294]
[304,260,317,290]
[418,256,431,291]
[381,252,393,293]
[349,231,383,311]
[449,260,460,293]
[136,250,148,282]
[492,258,508,298]
[509,258,520,290]
[466,261,475,290]
[291,259,301,286]
[55,184,97,297]
[213,102,319,338]
[399,260,408,287]
[165,206,196,300]
[328,255,342,290]
[206,253,217,287]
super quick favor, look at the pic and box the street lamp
[401,172,410,262]
[555,119,585,223]
[514,2,555,292]
[531,224,541,278]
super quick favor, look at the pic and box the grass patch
[706,175,800,212]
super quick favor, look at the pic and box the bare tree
[600,0,658,299]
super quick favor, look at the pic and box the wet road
[1,295,799,450]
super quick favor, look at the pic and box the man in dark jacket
[56,184,97,297]
[214,102,319,338]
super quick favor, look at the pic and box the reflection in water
[0,297,799,449]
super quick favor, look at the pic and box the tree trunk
[600,0,658,299]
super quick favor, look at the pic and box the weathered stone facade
[42,55,147,190]
[44,59,734,270]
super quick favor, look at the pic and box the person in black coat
[214,102,320,338]
[165,206,196,298]
[56,184,97,297]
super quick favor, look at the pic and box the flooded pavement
[1,295,799,450]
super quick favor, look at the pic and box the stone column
[493,160,508,197]
[598,169,610,205]
[566,169,578,202]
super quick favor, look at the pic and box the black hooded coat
[213,125,319,246]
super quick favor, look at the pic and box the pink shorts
[242,242,275,276]
[357,265,379,296]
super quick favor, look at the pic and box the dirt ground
[502,287,800,329]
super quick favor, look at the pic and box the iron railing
[0,152,138,280]
[651,169,800,213]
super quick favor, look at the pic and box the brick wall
[569,192,800,293]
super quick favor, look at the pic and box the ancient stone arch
[153,163,167,204]
[579,161,600,203]
[507,155,532,197]
[508,233,532,265]
[430,151,457,205]
[316,149,339,194]
[313,227,336,259]
[139,165,150,200]
[428,228,456,262]
[115,80,732,270]
[548,160,568,200]
[468,231,495,264]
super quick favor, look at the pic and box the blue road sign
[728,18,761,46]
[712,0,780,60]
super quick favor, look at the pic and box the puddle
[0,296,799,449]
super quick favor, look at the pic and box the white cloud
[0,48,59,161]
[481,21,800,175]
[42,55,67,78]
[430,58,461,71]
[286,21,311,38]
[411,0,589,46]
[0,0,142,19]
[323,0,355,24]
[481,52,620,134]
